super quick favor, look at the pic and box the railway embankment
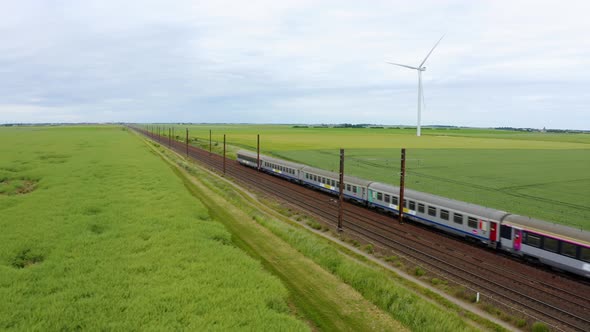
[140,129,507,332]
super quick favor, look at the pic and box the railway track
[136,127,590,331]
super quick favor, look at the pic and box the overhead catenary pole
[338,148,344,232]
[209,129,212,155]
[186,128,189,157]
[257,134,260,171]
[223,134,226,175]
[398,148,406,224]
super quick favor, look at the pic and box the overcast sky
[1,0,589,129]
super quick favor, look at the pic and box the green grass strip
[147,134,505,332]
[150,139,409,331]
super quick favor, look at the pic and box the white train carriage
[237,149,260,168]
[500,215,590,277]
[299,166,372,204]
[237,150,304,181]
[237,148,590,278]
[368,182,506,246]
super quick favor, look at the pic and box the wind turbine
[387,35,444,137]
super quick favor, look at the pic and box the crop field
[0,126,308,330]
[159,124,590,229]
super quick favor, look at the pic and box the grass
[153,137,504,332]
[147,124,590,229]
[151,135,408,331]
[0,126,308,331]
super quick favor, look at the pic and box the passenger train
[237,149,590,278]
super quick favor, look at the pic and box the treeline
[494,127,588,133]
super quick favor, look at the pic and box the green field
[0,126,308,330]
[157,124,590,229]
[1,125,503,331]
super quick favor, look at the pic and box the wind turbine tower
[388,35,444,137]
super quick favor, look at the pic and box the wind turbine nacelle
[419,67,426,71]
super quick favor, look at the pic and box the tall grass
[164,143,491,332]
[0,126,307,331]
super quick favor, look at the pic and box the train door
[513,228,522,251]
[362,187,366,200]
[490,222,498,242]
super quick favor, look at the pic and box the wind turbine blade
[419,34,445,68]
[386,62,419,70]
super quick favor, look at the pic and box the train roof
[237,150,306,170]
[368,182,509,221]
[301,165,373,187]
[503,214,590,246]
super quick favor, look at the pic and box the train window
[409,201,416,210]
[454,213,463,225]
[384,194,390,203]
[346,184,351,191]
[467,217,478,228]
[418,203,425,213]
[392,196,398,205]
[377,192,383,200]
[560,241,577,258]
[332,180,336,187]
[524,233,541,248]
[314,175,318,181]
[428,206,436,216]
[580,247,590,263]
[500,225,512,240]
[543,237,558,253]
[440,210,449,220]
[353,186,357,193]
[336,182,340,188]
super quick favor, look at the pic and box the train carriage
[237,150,305,181]
[299,166,372,203]
[237,148,590,278]
[368,182,506,246]
[500,215,590,277]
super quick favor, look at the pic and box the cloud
[0,0,589,129]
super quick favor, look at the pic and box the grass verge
[143,131,508,332]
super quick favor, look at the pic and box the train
[237,149,590,279]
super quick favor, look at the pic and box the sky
[1,0,589,129]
